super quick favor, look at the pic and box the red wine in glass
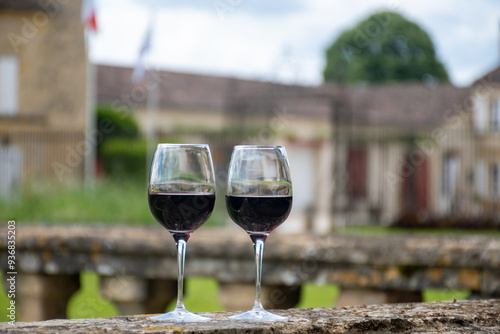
[225,195,292,233]
[148,144,216,323]
[149,193,216,232]
[225,145,292,322]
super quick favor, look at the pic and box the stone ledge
[1,299,499,333]
[3,225,500,268]
[3,225,499,295]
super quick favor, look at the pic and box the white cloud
[395,0,500,85]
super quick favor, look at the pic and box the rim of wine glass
[156,143,210,148]
[233,145,285,149]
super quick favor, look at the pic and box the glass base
[229,308,288,322]
[149,308,210,322]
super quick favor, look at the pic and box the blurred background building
[0,0,499,232]
[94,63,500,232]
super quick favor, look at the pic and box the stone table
[1,299,499,333]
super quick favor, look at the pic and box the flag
[81,0,98,33]
[132,22,153,83]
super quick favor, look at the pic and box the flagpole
[139,15,157,182]
[82,0,97,188]
[84,30,96,188]
[146,67,159,182]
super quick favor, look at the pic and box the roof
[96,64,472,127]
[97,64,333,118]
[472,66,500,87]
[0,0,40,11]
[343,83,472,126]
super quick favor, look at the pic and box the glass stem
[252,236,266,310]
[174,235,189,310]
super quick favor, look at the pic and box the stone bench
[1,299,499,333]
[1,225,499,321]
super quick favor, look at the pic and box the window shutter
[493,98,500,131]
[0,55,19,115]
[473,94,488,133]
[496,163,500,198]
[474,160,487,197]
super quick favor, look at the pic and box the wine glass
[225,145,292,321]
[148,144,216,322]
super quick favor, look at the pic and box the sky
[90,0,500,87]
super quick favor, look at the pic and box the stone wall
[0,0,87,131]
[0,0,88,184]
[1,225,499,321]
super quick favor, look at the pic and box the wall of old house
[284,140,334,234]
[0,1,87,131]
[133,106,331,142]
[428,112,475,216]
[334,117,478,226]
[0,1,88,187]
[471,86,500,215]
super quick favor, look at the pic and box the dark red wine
[149,193,215,232]
[226,195,292,232]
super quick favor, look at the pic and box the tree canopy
[323,11,449,84]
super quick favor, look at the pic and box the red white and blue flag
[81,0,98,33]
[132,22,153,83]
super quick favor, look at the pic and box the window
[473,93,488,133]
[0,55,19,115]
[442,153,459,199]
[347,146,367,200]
[491,163,500,199]
[474,160,487,197]
[0,136,23,197]
[491,98,500,131]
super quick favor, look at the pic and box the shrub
[100,138,148,180]
[96,105,139,152]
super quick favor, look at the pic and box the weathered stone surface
[1,225,499,295]
[4,225,499,268]
[0,299,499,333]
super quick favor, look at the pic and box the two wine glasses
[148,144,292,322]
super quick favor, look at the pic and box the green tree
[323,11,449,84]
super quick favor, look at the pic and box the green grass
[296,283,340,308]
[0,272,12,322]
[0,180,224,227]
[179,277,225,312]
[422,289,470,303]
[66,272,119,319]
[341,225,500,237]
[0,180,152,224]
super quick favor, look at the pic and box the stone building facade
[0,0,89,193]
[470,66,500,217]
